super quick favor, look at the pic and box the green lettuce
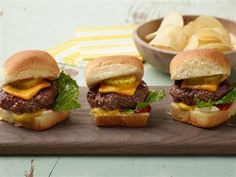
[123,108,135,115]
[124,89,166,114]
[195,83,236,108]
[52,72,81,112]
[136,89,166,109]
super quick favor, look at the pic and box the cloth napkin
[48,25,142,67]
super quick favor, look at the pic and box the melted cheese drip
[12,110,43,123]
[3,80,51,100]
[91,108,121,117]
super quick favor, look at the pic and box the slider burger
[85,55,165,127]
[0,50,80,130]
[170,49,236,128]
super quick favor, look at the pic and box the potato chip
[150,25,187,51]
[145,12,183,41]
[230,33,236,50]
[183,21,195,38]
[196,27,231,44]
[199,43,233,51]
[183,16,225,38]
[159,12,184,29]
[184,35,199,51]
[146,13,234,52]
[145,31,157,41]
[199,40,220,46]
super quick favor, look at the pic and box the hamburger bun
[0,108,70,131]
[85,55,143,88]
[91,112,149,127]
[170,102,236,128]
[170,49,231,80]
[0,50,72,131]
[3,50,60,84]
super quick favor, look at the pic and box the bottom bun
[91,111,149,127]
[170,102,236,128]
[0,108,70,131]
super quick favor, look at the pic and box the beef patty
[87,81,149,110]
[0,82,58,113]
[170,79,233,106]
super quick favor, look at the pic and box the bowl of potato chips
[133,12,236,73]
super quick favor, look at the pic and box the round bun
[91,112,149,127]
[85,55,144,88]
[170,49,231,80]
[0,108,70,131]
[3,50,60,84]
[170,102,236,128]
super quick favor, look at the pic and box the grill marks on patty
[170,79,233,106]
[87,81,149,110]
[0,82,58,113]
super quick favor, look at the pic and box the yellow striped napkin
[48,25,142,67]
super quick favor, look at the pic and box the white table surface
[0,1,236,177]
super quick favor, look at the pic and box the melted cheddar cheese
[176,102,194,111]
[91,108,121,117]
[181,83,218,92]
[3,80,51,100]
[99,81,140,96]
[12,110,43,123]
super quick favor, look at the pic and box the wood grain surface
[1,86,236,155]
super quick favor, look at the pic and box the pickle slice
[104,75,136,86]
[11,78,43,89]
[184,75,223,85]
[181,75,226,91]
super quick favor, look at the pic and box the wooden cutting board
[1,86,236,155]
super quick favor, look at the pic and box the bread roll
[3,50,60,84]
[170,49,231,80]
[85,55,143,88]
[91,111,149,127]
[170,102,236,128]
[0,108,70,131]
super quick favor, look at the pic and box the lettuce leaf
[136,89,166,110]
[124,89,166,114]
[195,99,214,108]
[52,72,81,112]
[123,108,135,115]
[195,83,236,108]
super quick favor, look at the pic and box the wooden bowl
[133,15,236,73]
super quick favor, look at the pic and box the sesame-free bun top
[85,55,144,88]
[170,49,231,80]
[3,50,60,84]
